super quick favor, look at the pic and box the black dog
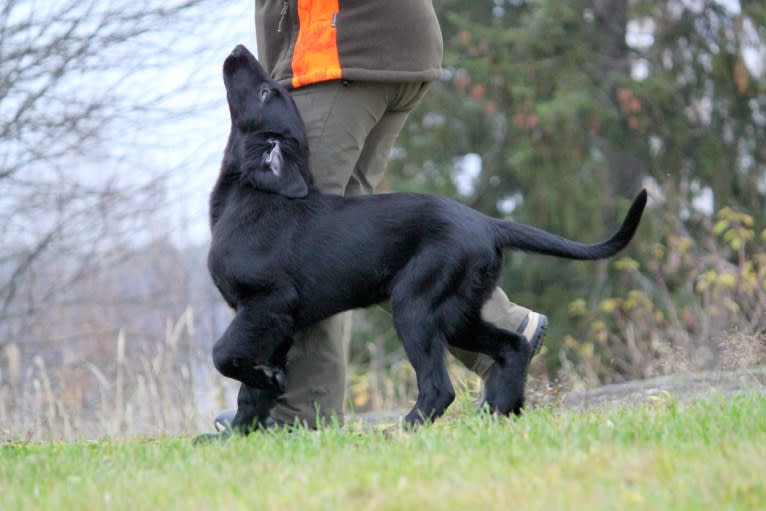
[209,45,647,430]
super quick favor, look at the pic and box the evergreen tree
[388,0,766,377]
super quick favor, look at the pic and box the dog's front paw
[252,364,287,393]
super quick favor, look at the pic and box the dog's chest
[208,202,293,300]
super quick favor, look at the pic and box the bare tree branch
[0,0,226,329]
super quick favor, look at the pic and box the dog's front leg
[212,303,295,393]
[230,383,279,432]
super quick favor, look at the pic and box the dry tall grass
[0,308,234,442]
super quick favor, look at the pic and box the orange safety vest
[291,0,341,88]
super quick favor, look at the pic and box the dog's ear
[246,140,308,198]
[274,166,309,198]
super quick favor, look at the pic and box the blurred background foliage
[349,0,766,408]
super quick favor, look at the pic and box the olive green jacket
[254,0,443,88]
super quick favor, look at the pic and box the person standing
[215,0,548,431]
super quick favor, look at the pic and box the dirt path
[555,366,766,410]
[348,366,766,426]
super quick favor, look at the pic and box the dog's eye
[259,87,272,102]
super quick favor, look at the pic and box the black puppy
[209,45,647,430]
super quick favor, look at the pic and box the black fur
[209,45,647,429]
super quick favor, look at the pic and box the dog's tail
[493,189,647,260]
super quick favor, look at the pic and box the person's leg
[268,81,403,426]
[343,82,430,196]
[293,81,396,194]
[448,288,546,379]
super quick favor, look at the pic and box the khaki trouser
[268,80,529,426]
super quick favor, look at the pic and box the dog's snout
[224,45,253,76]
[225,44,273,88]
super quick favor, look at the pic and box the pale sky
[159,3,256,245]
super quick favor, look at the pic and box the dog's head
[222,44,311,198]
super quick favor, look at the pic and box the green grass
[2,391,765,511]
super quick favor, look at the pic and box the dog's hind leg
[391,296,456,427]
[440,263,530,417]
[457,320,529,416]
